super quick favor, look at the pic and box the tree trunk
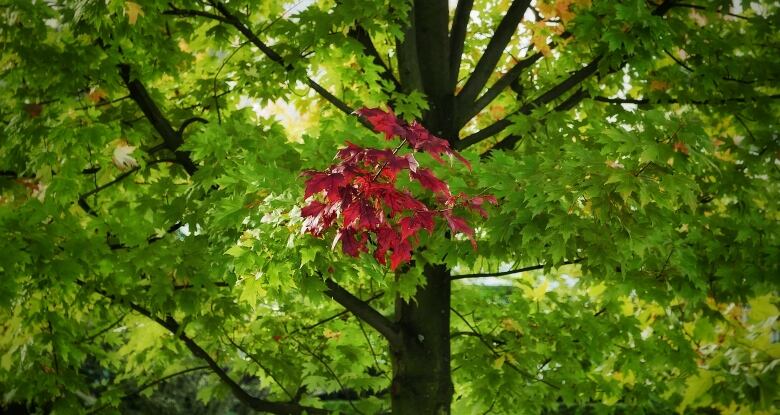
[391,2,456,412]
[391,264,453,414]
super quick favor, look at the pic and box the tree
[1,0,778,413]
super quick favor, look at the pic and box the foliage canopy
[1,0,778,414]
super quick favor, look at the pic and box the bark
[390,2,457,413]
[391,264,453,414]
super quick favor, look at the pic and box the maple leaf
[303,171,347,201]
[378,186,426,214]
[380,153,418,181]
[405,121,471,169]
[302,200,337,236]
[355,107,406,140]
[650,79,671,92]
[673,141,690,155]
[389,239,412,270]
[444,212,477,249]
[410,168,451,196]
[112,140,138,170]
[124,1,144,25]
[399,210,435,241]
[302,107,495,270]
[373,224,400,265]
[463,195,498,218]
[24,103,43,118]
[87,88,108,104]
[338,228,366,257]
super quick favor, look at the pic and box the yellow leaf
[125,2,144,25]
[650,79,671,91]
[588,283,606,298]
[323,328,342,340]
[532,34,552,57]
[620,298,634,316]
[87,88,107,103]
[531,280,549,301]
[112,140,138,170]
[501,318,523,335]
[677,372,713,413]
[493,354,506,369]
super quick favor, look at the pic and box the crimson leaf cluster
[301,108,495,270]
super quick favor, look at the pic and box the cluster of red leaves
[301,108,495,270]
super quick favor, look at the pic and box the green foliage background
[0,0,778,413]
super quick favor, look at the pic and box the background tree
[1,0,778,414]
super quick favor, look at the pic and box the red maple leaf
[355,108,406,140]
[389,239,412,270]
[410,168,451,196]
[444,212,476,249]
[300,106,494,270]
[303,171,347,201]
[338,228,367,257]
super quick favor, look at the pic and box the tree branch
[348,25,402,91]
[163,6,230,24]
[448,0,474,90]
[118,64,198,175]
[593,93,780,105]
[457,0,531,105]
[486,88,588,153]
[461,49,545,126]
[451,259,583,281]
[458,0,678,150]
[450,307,559,389]
[670,2,751,21]
[209,2,354,116]
[457,56,600,150]
[77,280,326,415]
[324,279,401,348]
[222,329,296,400]
[76,158,178,218]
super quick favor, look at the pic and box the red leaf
[374,185,426,214]
[405,122,471,169]
[24,103,43,118]
[355,108,406,140]
[410,168,450,196]
[339,228,366,257]
[399,210,435,243]
[304,171,347,201]
[673,141,689,155]
[462,195,498,218]
[389,239,412,270]
[444,212,476,249]
[373,224,399,265]
[301,200,327,218]
[302,200,338,236]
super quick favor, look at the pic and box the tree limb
[457,56,600,150]
[209,2,354,116]
[450,307,559,389]
[459,0,678,151]
[487,88,588,153]
[77,280,327,415]
[457,0,531,106]
[324,279,401,348]
[448,0,474,91]
[118,64,198,175]
[461,49,545,126]
[593,93,780,105]
[670,2,751,21]
[89,366,210,414]
[348,25,402,91]
[451,259,583,281]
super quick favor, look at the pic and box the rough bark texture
[391,264,453,414]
